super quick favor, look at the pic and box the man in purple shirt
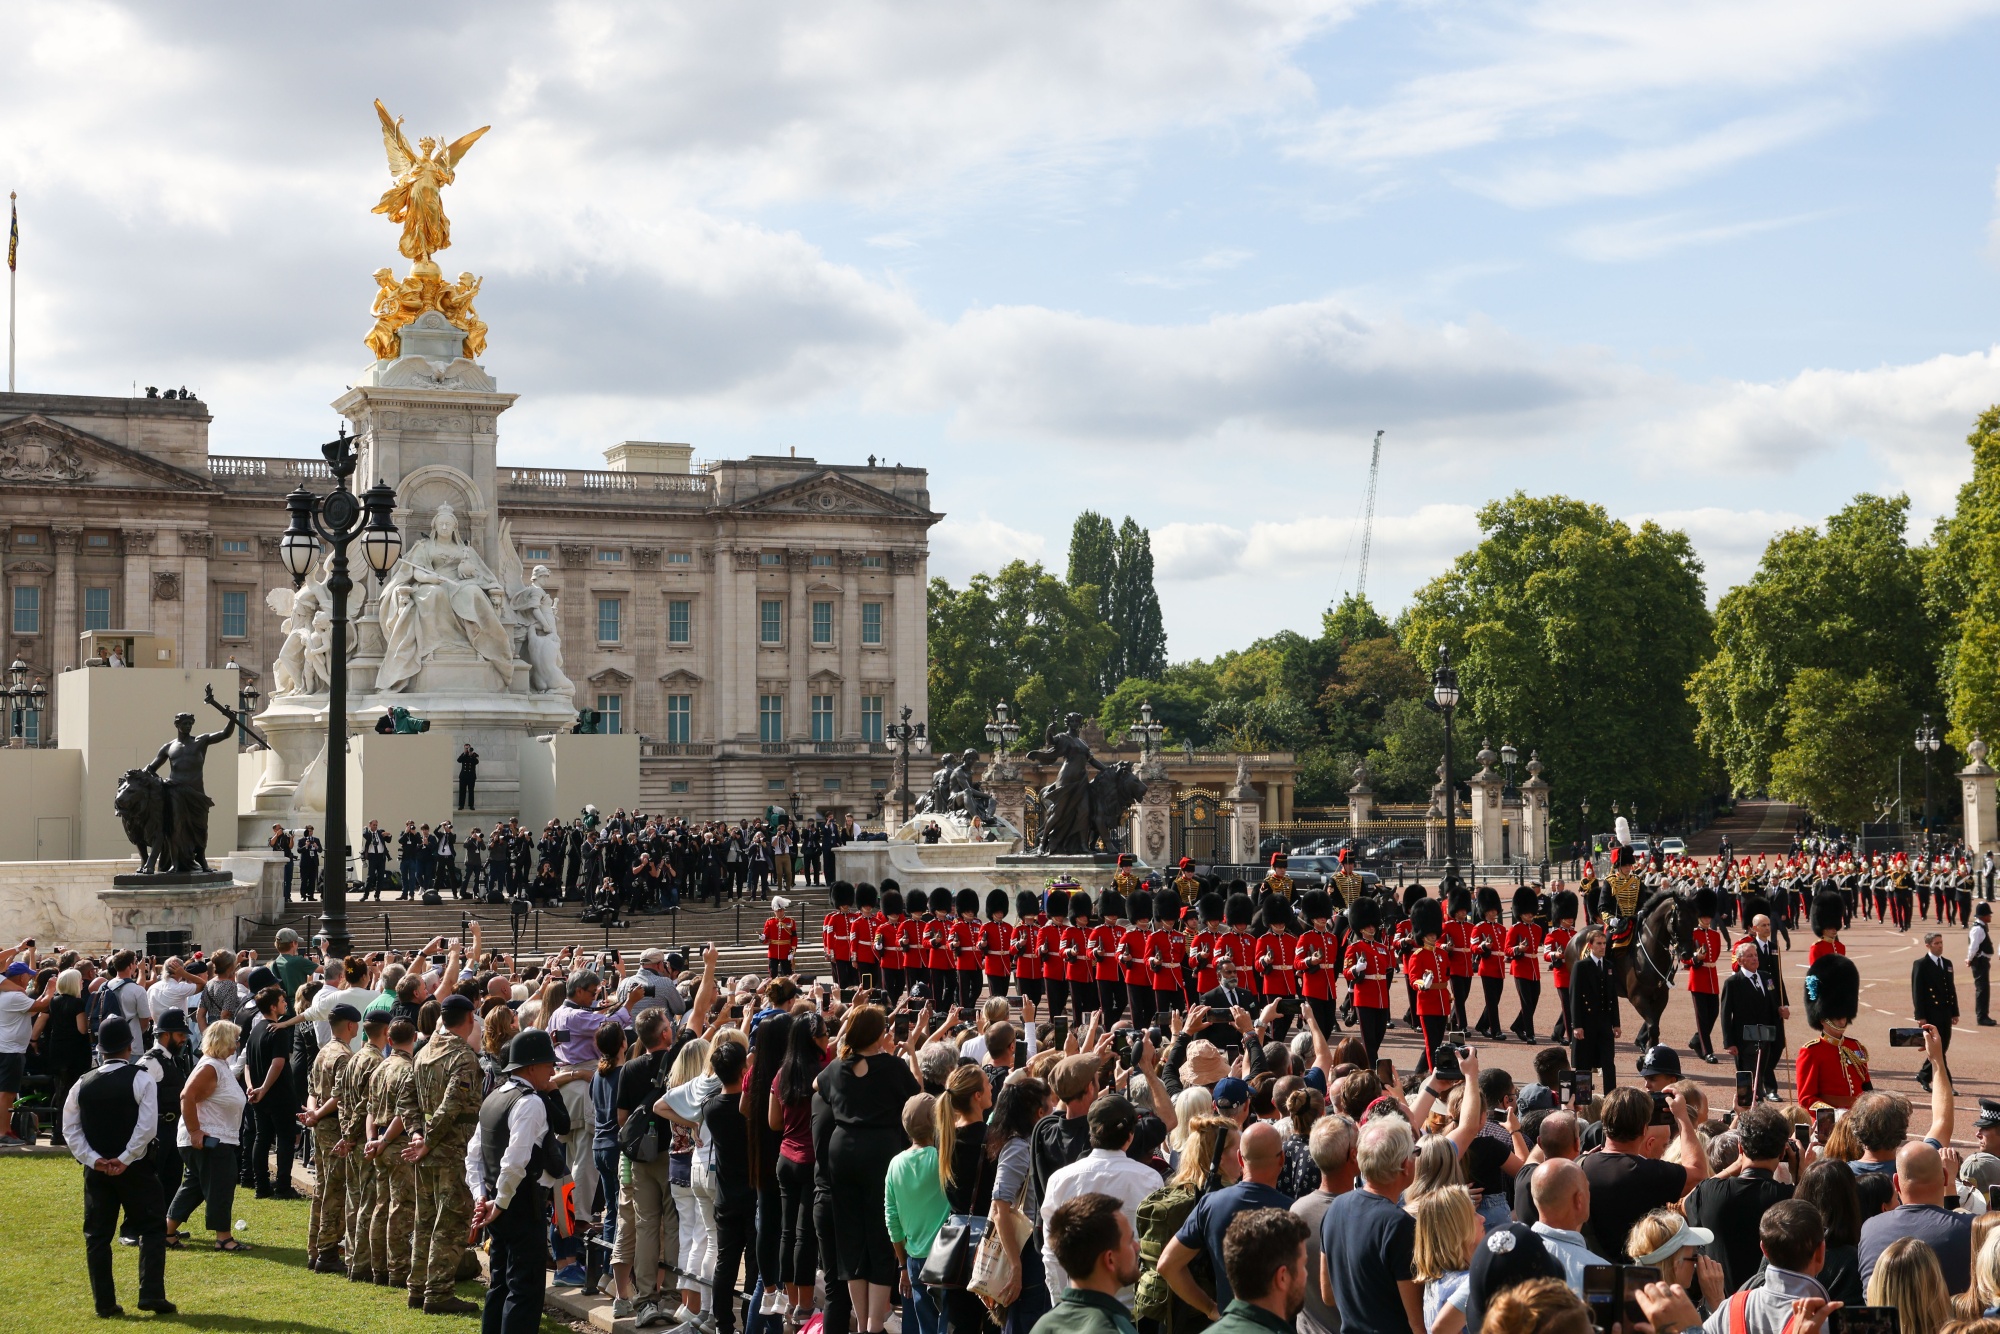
[547,969,629,1228]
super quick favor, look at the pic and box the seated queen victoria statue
[375,503,515,691]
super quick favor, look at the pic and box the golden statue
[364,100,492,362]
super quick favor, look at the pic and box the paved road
[1684,799,1802,857]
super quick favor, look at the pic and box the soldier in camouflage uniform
[341,1012,389,1284]
[366,1020,423,1291]
[302,1004,361,1273]
[405,994,485,1314]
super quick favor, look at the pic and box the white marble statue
[376,502,514,691]
[512,564,573,695]
[267,552,339,696]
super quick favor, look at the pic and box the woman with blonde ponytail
[935,1063,996,1334]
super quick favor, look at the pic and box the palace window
[220,539,251,555]
[871,777,888,790]
[861,695,883,743]
[759,552,783,566]
[811,694,835,741]
[13,532,37,547]
[759,600,783,644]
[811,601,834,645]
[667,600,691,644]
[768,778,787,791]
[664,694,691,743]
[83,587,112,632]
[86,533,112,549]
[666,551,692,565]
[861,602,882,645]
[220,590,249,639]
[824,777,843,791]
[596,694,624,734]
[12,586,39,634]
[596,549,623,564]
[597,597,622,643]
[525,547,551,562]
[759,694,784,742]
[811,553,834,567]
[860,554,883,568]
[669,779,690,794]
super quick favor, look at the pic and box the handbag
[919,1215,989,1289]
[967,1181,1034,1308]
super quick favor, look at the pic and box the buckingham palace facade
[0,390,937,822]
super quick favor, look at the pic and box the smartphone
[1571,1071,1594,1105]
[860,972,875,992]
[1815,1106,1835,1140]
[1735,1069,1755,1108]
[1887,1027,1924,1048]
[1583,1265,1659,1333]
[1793,1123,1812,1148]
[1013,1038,1028,1068]
[1277,998,1301,1018]
[1375,1058,1396,1087]
[893,1012,912,1040]
[1110,1030,1133,1061]
[1650,1093,1672,1127]
[1988,1185,2000,1213]
[1830,1309,1901,1334]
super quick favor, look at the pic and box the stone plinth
[345,730,458,853]
[836,845,1136,905]
[0,858,252,952]
[55,666,241,863]
[1962,739,1998,856]
[520,732,640,831]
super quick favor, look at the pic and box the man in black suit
[1569,926,1621,1091]
[1199,958,1260,1014]
[1912,930,1959,1091]
[1720,941,1783,1101]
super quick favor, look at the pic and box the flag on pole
[7,194,15,272]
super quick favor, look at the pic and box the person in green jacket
[885,1093,949,1334]
[1205,1209,1313,1334]
[1033,1193,1143,1334]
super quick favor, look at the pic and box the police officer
[468,1029,571,1334]
[128,1008,193,1245]
[405,993,483,1313]
[301,1003,359,1273]
[65,1017,173,1317]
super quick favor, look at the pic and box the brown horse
[1606,888,1695,1050]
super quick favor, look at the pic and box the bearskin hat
[1478,887,1503,919]
[857,882,879,910]
[833,880,855,908]
[1404,882,1430,911]
[1015,889,1042,920]
[955,888,979,915]
[930,886,954,914]
[1410,896,1445,942]
[1228,878,1249,896]
[1740,892,1774,929]
[1447,885,1473,917]
[881,888,904,916]
[1692,886,1717,920]
[1128,890,1153,921]
[1512,886,1538,922]
[880,877,901,896]
[1047,888,1071,918]
[1301,889,1332,922]
[1068,891,1094,920]
[1116,853,1134,868]
[1810,890,1845,937]
[1226,892,1254,926]
[1348,895,1381,933]
[1099,889,1127,920]
[986,889,1010,919]
[1263,896,1295,932]
[1198,892,1225,924]
[1805,952,1860,1029]
[1551,889,1578,923]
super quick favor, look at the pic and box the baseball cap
[1515,1084,1557,1113]
[275,928,300,946]
[1636,1045,1682,1079]
[1631,1215,1715,1267]
[2,961,33,980]
[1212,1077,1251,1111]
[640,948,666,967]
[1959,1151,2000,1194]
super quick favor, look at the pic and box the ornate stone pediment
[726,470,933,521]
[0,414,216,492]
[587,668,634,687]
[658,669,704,688]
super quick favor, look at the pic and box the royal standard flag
[7,196,15,272]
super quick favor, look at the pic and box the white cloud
[927,515,1048,584]
[1624,506,1815,598]
[1565,209,1831,262]
[1118,247,1257,289]
[1156,505,1482,580]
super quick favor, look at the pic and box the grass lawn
[0,1156,569,1333]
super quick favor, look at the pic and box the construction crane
[1354,429,1384,601]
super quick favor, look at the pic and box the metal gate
[1020,785,1043,850]
[1174,789,1220,864]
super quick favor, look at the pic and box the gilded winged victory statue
[371,99,488,267]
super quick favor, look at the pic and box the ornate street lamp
[1500,740,1518,798]
[885,704,928,827]
[5,657,25,748]
[27,678,45,746]
[985,701,1021,752]
[1915,714,1941,855]
[1577,796,1590,875]
[223,657,262,751]
[280,425,400,959]
[1428,645,1462,892]
[1128,700,1164,756]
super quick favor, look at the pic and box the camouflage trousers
[368,1153,419,1285]
[345,1142,379,1277]
[308,1125,349,1262]
[410,1138,474,1303]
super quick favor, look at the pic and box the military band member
[1332,852,1364,918]
[1796,952,1869,1111]
[1343,896,1395,1061]
[1442,887,1477,1031]
[1121,892,1156,1028]
[1473,887,1508,1041]
[1807,889,1846,966]
[1260,851,1294,906]
[1505,886,1543,1044]
[981,890,1014,1004]
[1404,898,1451,1072]
[1190,894,1226,996]
[1039,888,1072,1019]
[1064,891,1097,1019]
[1092,890,1127,1023]
[301,1003,360,1273]
[341,1011,390,1284]
[1545,890,1579,1038]
[1171,858,1202,915]
[1891,855,1915,933]
[1297,891,1341,1037]
[1112,854,1140,901]
[1721,942,1783,1102]
[1683,889,1725,1064]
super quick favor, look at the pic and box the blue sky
[8,1,2000,658]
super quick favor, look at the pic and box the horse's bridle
[1636,895,1681,987]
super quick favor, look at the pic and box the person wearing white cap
[1626,1209,1724,1315]
[763,898,798,977]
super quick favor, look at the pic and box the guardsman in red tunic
[1796,951,1869,1109]
[763,896,799,975]
[1149,895,1187,1017]
[1443,886,1478,1031]
[1091,890,1128,1024]
[876,887,905,1000]
[953,888,984,1009]
[1473,887,1508,1040]
[1064,891,1097,1020]
[1297,890,1341,1037]
[1122,892,1157,1029]
[824,880,857,989]
[1258,898,1298,1019]
[1505,885,1544,1043]
[1393,884,1424,1029]
[1807,889,1847,966]
[1040,888,1073,1019]
[1012,890,1044,1006]
[1404,897,1452,1072]
[1343,896,1394,1060]
[853,882,882,994]
[1190,894,1226,996]
[1544,889,1579,1038]
[981,889,1014,1004]
[1684,886,1725,1063]
[926,887,957,1002]
[1221,892,1259,999]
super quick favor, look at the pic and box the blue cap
[1212,1077,1251,1109]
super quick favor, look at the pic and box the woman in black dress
[816,1006,921,1333]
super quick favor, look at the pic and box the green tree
[1097,675,1216,747]
[1111,518,1167,681]
[927,561,1116,753]
[1067,512,1117,621]
[1768,669,1915,830]
[1364,697,1447,802]
[1929,408,2000,750]
[1323,593,1392,647]
[1398,493,1714,840]
[1690,494,1939,795]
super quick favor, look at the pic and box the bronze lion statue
[114,768,167,873]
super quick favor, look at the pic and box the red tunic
[953,918,981,971]
[1543,927,1576,988]
[1806,939,1846,965]
[1296,929,1338,999]
[1794,1034,1869,1109]
[877,917,903,971]
[855,912,880,967]
[1475,922,1507,979]
[1405,946,1451,1016]
[1120,926,1152,986]
[1063,924,1094,983]
[762,915,798,961]
[1443,920,1479,978]
[927,918,955,972]
[1686,927,1725,994]
[824,910,854,962]
[1221,928,1259,982]
[980,920,1013,977]
[1344,938,1394,1010]
[1258,931,1297,995]
[1014,916,1043,982]
[1505,923,1543,980]
[1090,923,1123,982]
[1037,921,1067,979]
[1147,928,1185,992]
[1191,929,1224,994]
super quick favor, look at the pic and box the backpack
[1133,1182,1208,1325]
[617,1051,671,1163]
[86,978,132,1040]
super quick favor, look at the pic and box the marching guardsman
[1112,854,1140,900]
[406,993,483,1314]
[877,886,906,1001]
[854,882,881,994]
[1807,889,1846,965]
[1257,897,1298,1019]
[1172,858,1202,915]
[824,881,857,989]
[1092,889,1127,1023]
[1064,890,1097,1019]
[1190,893,1226,996]
[1505,886,1543,1044]
[1443,886,1477,1031]
[1544,890,1578,1039]
[1473,887,1508,1040]
[365,1020,422,1292]
[1148,892,1188,1016]
[922,886,952,1001]
[1404,897,1451,1071]
[1684,888,1725,1064]
[1332,850,1364,915]
[1221,891,1259,1000]
[981,890,1014,1004]
[341,1011,390,1284]
[1260,851,1294,904]
[1121,892,1156,1028]
[953,888,983,1008]
[1796,950,1869,1110]
[1013,890,1045,1007]
[1040,886,1072,1019]
[1891,854,1915,932]
[301,1003,360,1273]
[1917,852,1934,922]
[1297,890,1341,1036]
[1343,895,1394,1060]
[1393,884,1424,1028]
[468,1029,572,1334]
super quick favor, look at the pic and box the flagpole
[7,192,15,393]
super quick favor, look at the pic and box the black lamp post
[886,704,927,827]
[279,427,400,960]
[985,700,1021,752]
[5,657,27,747]
[1500,740,1518,798]
[1915,714,1940,855]
[1577,796,1590,875]
[1430,644,1462,892]
[223,657,262,750]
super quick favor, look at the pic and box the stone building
[0,390,937,821]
